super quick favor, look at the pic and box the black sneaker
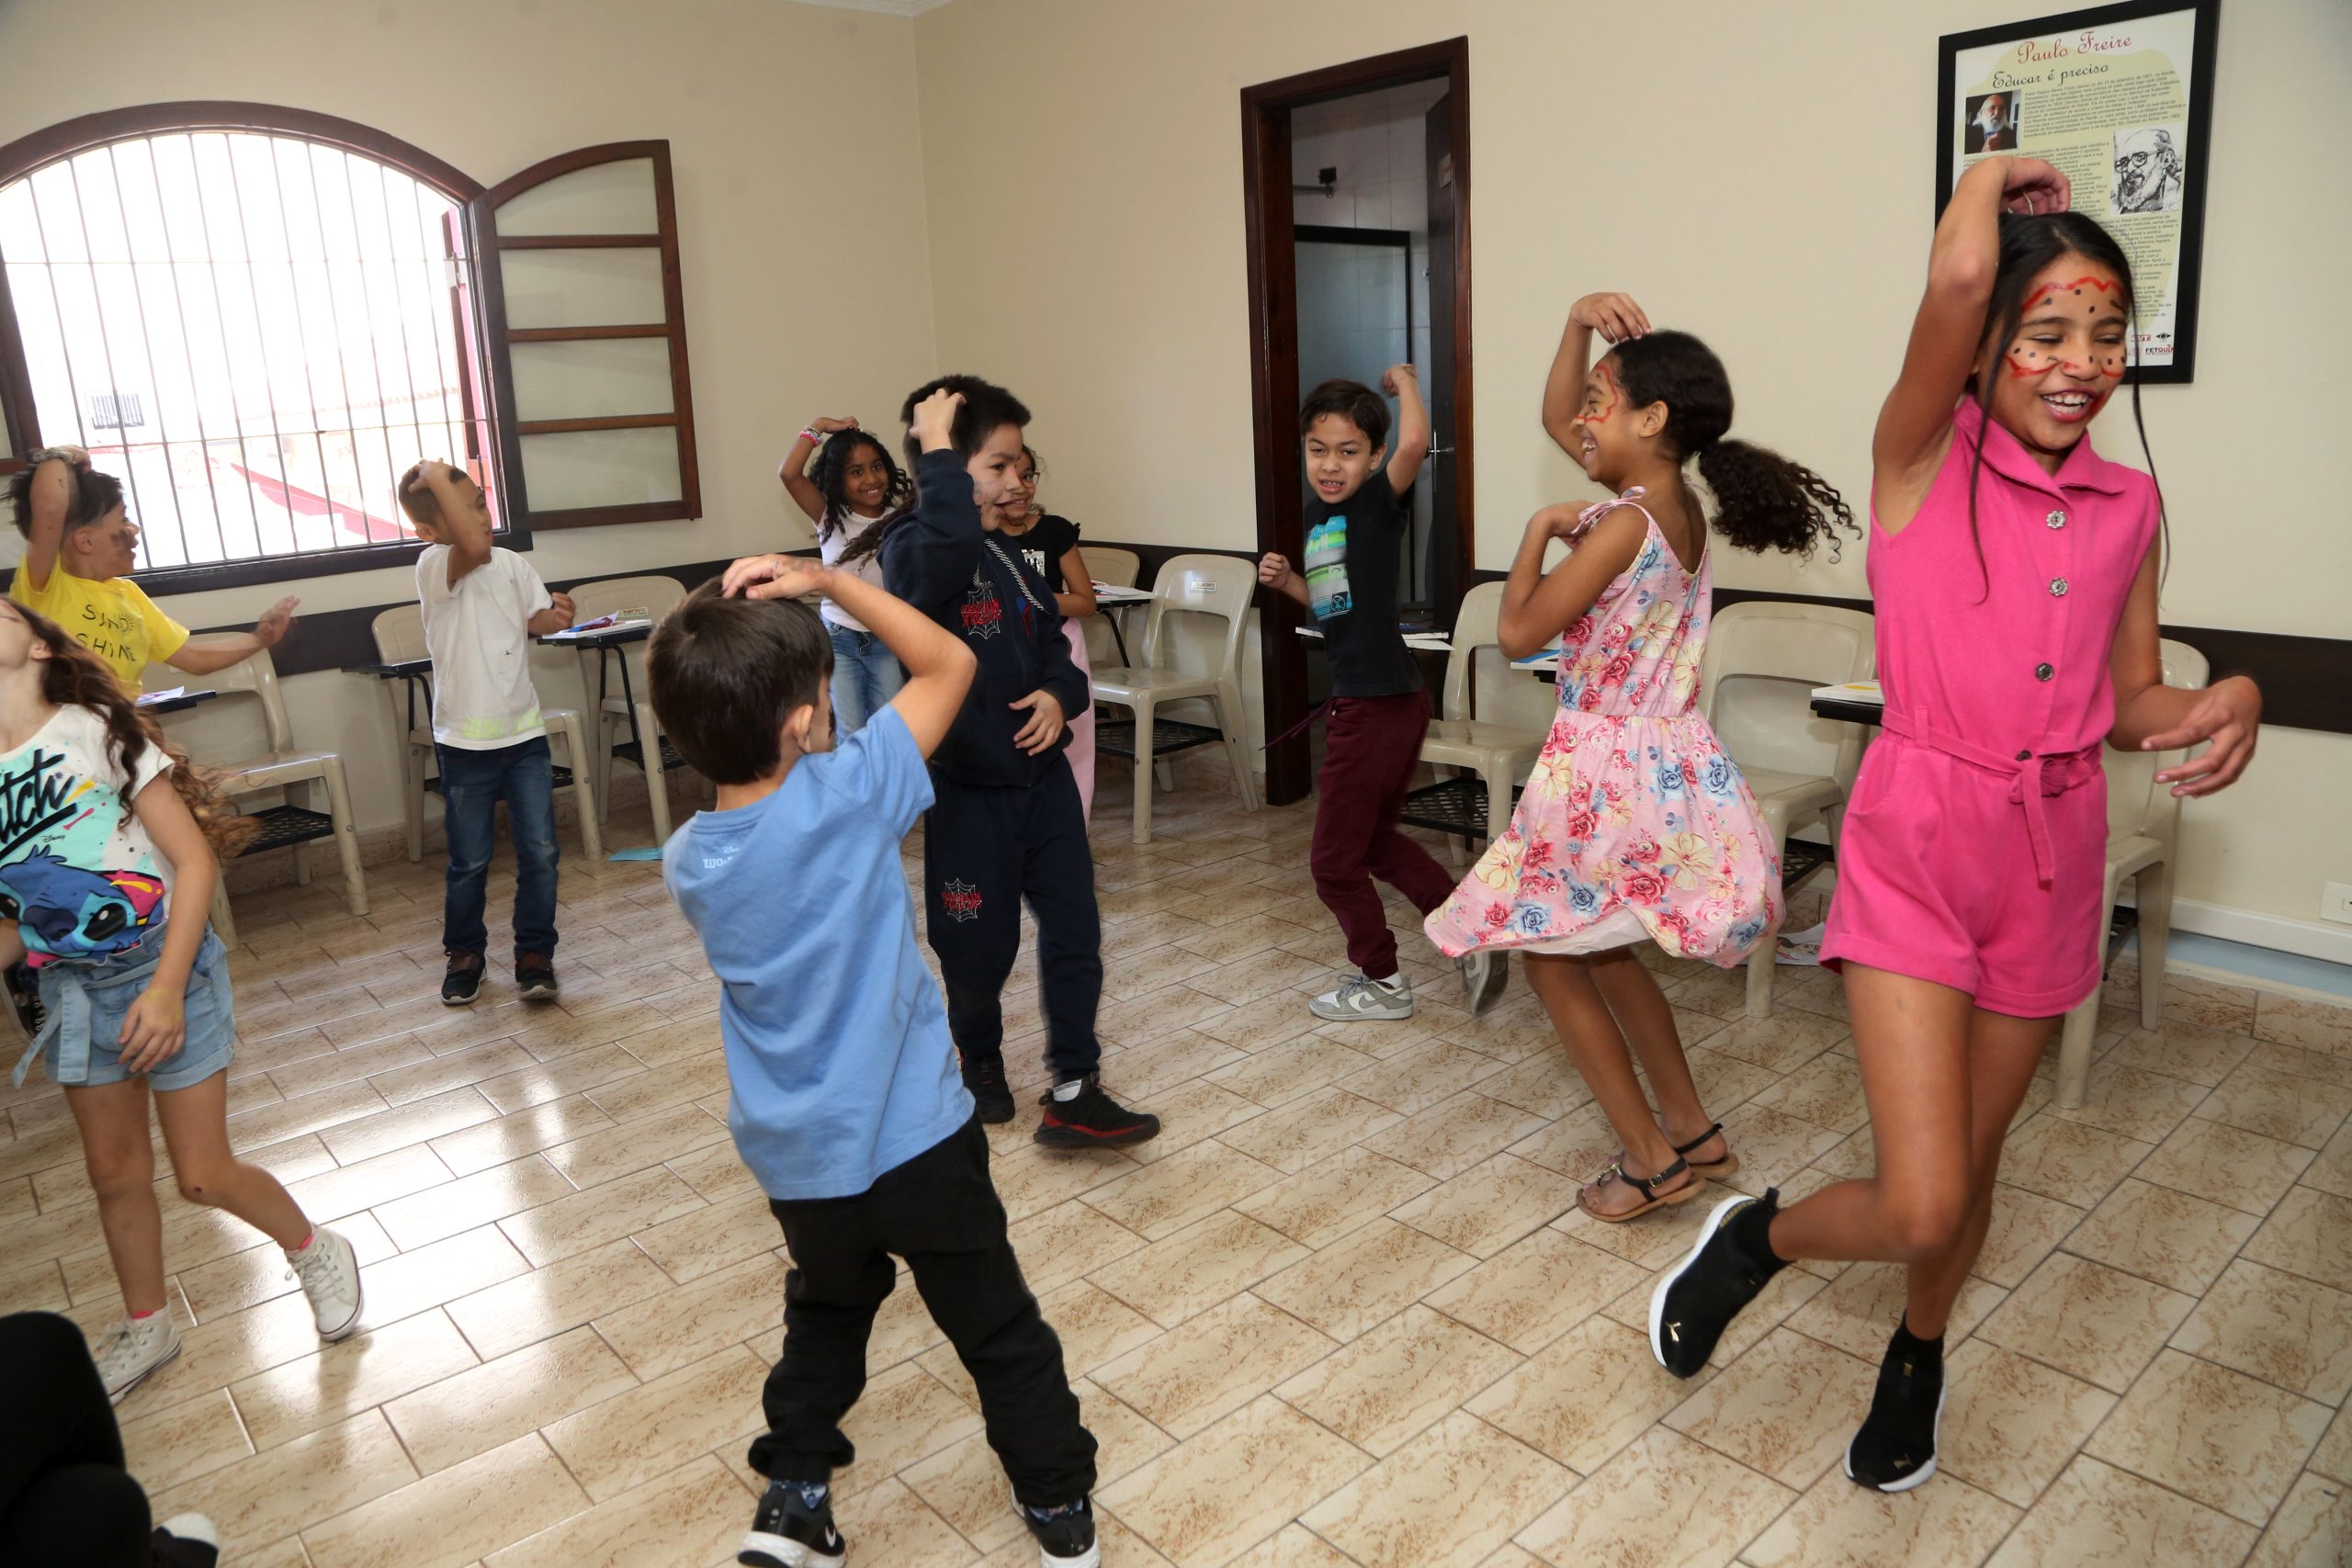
[963,1054,1015,1124]
[1035,1074,1160,1150]
[515,953,560,1001]
[740,1480,844,1568]
[1648,1188,1782,1379]
[151,1514,220,1568]
[1847,1321,1947,1492]
[1017,1493,1101,1567]
[441,951,485,1007]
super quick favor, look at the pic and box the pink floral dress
[1423,490,1781,965]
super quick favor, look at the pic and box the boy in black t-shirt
[1259,368,1506,1022]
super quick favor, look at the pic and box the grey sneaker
[1310,972,1415,1021]
[290,1225,365,1341]
[1459,950,1509,1015]
[93,1311,181,1404]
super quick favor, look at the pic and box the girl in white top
[781,417,915,735]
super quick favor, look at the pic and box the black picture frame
[1936,0,2220,383]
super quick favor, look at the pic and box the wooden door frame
[1242,37,1471,807]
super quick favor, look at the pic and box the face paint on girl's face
[1570,359,1634,485]
[1988,258,2131,457]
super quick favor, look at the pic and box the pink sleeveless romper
[1819,400,2159,1016]
[1424,490,1781,965]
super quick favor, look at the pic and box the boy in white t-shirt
[397,461,575,1006]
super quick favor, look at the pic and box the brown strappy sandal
[1673,1122,1740,1182]
[1577,1156,1702,1224]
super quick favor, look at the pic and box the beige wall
[912,0,2352,949]
[0,0,939,833]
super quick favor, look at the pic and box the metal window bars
[0,132,483,575]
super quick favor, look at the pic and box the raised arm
[1497,505,1645,661]
[877,390,979,615]
[1541,294,1649,456]
[778,416,858,524]
[1873,157,2071,529]
[1383,365,1430,497]
[19,447,88,592]
[724,555,976,759]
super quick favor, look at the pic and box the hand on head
[720,553,829,602]
[1997,158,2071,215]
[1569,292,1651,345]
[910,389,965,452]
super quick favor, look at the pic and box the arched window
[0,106,697,592]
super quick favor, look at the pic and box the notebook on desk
[1809,680,1884,705]
[543,615,652,641]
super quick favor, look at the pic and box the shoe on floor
[1648,1187,1781,1379]
[963,1055,1015,1124]
[289,1226,365,1341]
[1035,1074,1160,1149]
[94,1311,180,1405]
[1310,972,1414,1022]
[151,1514,220,1568]
[741,1480,845,1568]
[1016,1493,1102,1568]
[441,950,485,1007]
[515,953,560,1000]
[1459,950,1509,1016]
[1847,1320,1947,1492]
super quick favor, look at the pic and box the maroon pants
[1310,690,1457,979]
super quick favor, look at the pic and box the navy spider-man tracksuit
[882,453,1101,1085]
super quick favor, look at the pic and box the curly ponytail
[6,601,257,858]
[1611,330,1857,561]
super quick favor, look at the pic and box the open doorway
[1242,39,1470,807]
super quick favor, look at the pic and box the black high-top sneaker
[1847,1318,1948,1492]
[1017,1494,1102,1568]
[740,1479,845,1568]
[1035,1074,1160,1149]
[962,1054,1015,1124]
[1648,1188,1785,1378]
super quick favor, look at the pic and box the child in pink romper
[1427,295,1856,1224]
[1649,161,2264,1498]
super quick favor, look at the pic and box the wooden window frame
[462,141,700,531]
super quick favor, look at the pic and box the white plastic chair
[1089,553,1261,844]
[147,649,366,948]
[1697,602,1876,1018]
[367,605,602,866]
[564,575,688,841]
[1416,581,1547,849]
[2054,638,2208,1110]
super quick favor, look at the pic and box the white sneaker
[1310,972,1415,1021]
[1459,950,1509,1016]
[93,1311,180,1404]
[153,1514,221,1568]
[289,1225,364,1340]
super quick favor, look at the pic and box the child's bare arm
[1384,365,1430,495]
[117,775,217,1072]
[779,416,857,524]
[1055,547,1097,618]
[1542,295,1649,456]
[2106,546,2259,796]
[1498,506,1644,660]
[1258,553,1309,607]
[20,448,86,591]
[526,591,576,637]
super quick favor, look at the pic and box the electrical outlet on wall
[2326,883,2352,926]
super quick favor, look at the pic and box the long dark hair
[840,373,1033,568]
[808,428,912,543]
[1962,210,2165,594]
[0,599,255,856]
[8,463,124,541]
[1611,330,1856,560]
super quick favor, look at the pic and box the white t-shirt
[818,513,891,633]
[416,545,551,750]
[0,705,175,965]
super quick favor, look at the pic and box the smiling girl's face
[1981,254,2130,459]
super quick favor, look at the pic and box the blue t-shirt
[662,707,971,1201]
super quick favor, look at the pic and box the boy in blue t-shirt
[650,389,1102,1568]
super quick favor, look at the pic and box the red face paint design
[2022,275,2121,313]
[1581,363,1622,423]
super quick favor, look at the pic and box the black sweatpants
[752,1119,1098,1506]
[0,1313,153,1568]
[922,760,1102,1084]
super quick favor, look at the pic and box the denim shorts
[28,924,238,1092]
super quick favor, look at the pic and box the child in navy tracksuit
[847,374,1159,1149]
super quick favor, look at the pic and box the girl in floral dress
[1425,293,1855,1220]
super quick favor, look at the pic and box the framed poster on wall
[1937,0,2220,382]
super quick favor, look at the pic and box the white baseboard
[2161,897,2352,967]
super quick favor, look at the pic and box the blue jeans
[439,736,560,958]
[828,623,905,737]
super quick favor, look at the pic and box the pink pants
[1064,619,1094,825]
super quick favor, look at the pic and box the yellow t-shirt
[8,560,189,693]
